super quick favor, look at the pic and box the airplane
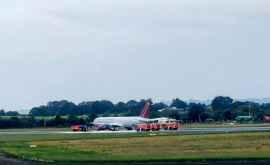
[93,99,152,130]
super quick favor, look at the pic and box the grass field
[1,132,270,163]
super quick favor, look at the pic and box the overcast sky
[1,0,270,112]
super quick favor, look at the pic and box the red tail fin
[140,99,152,118]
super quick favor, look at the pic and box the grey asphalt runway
[1,156,270,165]
[0,127,270,135]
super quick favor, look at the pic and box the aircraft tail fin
[140,99,152,118]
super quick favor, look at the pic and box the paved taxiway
[1,127,270,135]
[1,156,270,165]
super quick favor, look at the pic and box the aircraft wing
[110,123,124,127]
[145,119,159,123]
[95,123,123,127]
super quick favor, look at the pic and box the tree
[126,100,139,110]
[0,109,5,116]
[114,102,128,113]
[88,113,97,122]
[211,96,234,121]
[30,106,49,116]
[168,110,181,120]
[223,111,233,121]
[77,101,94,115]
[170,99,187,109]
[232,101,260,117]
[53,115,66,127]
[188,103,207,122]
[151,102,168,111]
[9,117,21,128]
[5,111,19,116]
[211,96,233,111]
[126,99,146,116]
[67,115,80,125]
[92,100,114,114]
[30,100,78,116]
[48,100,77,116]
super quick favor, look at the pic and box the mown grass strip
[1,132,270,163]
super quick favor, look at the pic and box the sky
[1,0,270,112]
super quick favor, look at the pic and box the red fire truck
[136,123,160,131]
[71,125,88,132]
[161,122,180,130]
[136,119,180,132]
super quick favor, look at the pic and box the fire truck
[161,122,179,130]
[136,123,160,131]
[136,118,180,132]
[71,124,88,132]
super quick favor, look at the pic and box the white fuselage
[93,116,148,128]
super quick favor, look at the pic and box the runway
[1,127,270,135]
[1,155,270,165]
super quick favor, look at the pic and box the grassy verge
[1,132,270,163]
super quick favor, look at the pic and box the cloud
[0,0,269,112]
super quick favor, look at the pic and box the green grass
[1,132,270,163]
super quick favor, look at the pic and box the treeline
[1,96,270,129]
[0,115,90,129]
[28,97,270,122]
[0,110,19,116]
[29,100,149,117]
